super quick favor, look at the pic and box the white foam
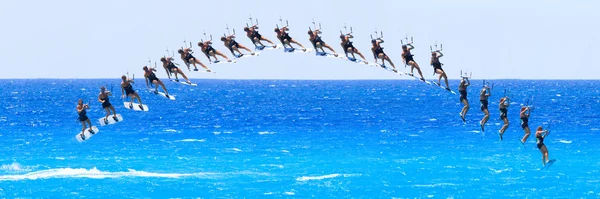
[0,167,226,181]
[591,128,599,131]
[213,132,221,135]
[258,131,276,135]
[0,163,33,172]
[557,139,572,144]
[228,148,242,152]
[429,118,437,121]
[284,191,295,195]
[295,173,359,181]
[175,139,206,142]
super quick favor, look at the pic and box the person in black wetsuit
[177,48,210,72]
[160,57,193,83]
[402,44,425,81]
[143,66,170,98]
[198,40,231,63]
[340,33,367,63]
[458,77,470,122]
[220,34,255,58]
[98,86,118,124]
[77,99,94,140]
[535,126,551,166]
[479,84,491,131]
[244,25,276,49]
[308,29,338,56]
[120,75,144,110]
[274,26,306,51]
[498,96,510,140]
[371,39,397,72]
[431,51,449,89]
[520,106,532,144]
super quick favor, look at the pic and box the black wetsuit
[536,133,545,149]
[343,41,355,54]
[459,90,468,102]
[228,39,239,49]
[480,99,489,111]
[373,46,385,59]
[432,59,443,72]
[147,71,159,84]
[204,46,216,55]
[252,30,262,40]
[499,107,508,120]
[124,84,135,96]
[185,53,196,63]
[282,32,292,42]
[403,51,415,64]
[521,116,529,129]
[78,108,88,122]
[167,62,178,73]
[100,95,111,109]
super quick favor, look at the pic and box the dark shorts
[102,101,112,109]
[480,100,488,111]
[78,115,89,122]
[500,109,508,120]
[459,91,468,102]
[126,89,135,96]
[537,143,545,149]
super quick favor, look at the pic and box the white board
[123,102,149,111]
[210,59,237,64]
[255,45,282,51]
[315,52,343,59]
[432,82,457,95]
[148,89,176,100]
[284,48,313,53]
[170,79,198,86]
[98,114,124,126]
[346,57,369,65]
[234,52,260,60]
[75,126,99,142]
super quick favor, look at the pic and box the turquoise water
[0,79,598,198]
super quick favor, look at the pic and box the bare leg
[354,49,367,60]
[260,37,275,45]
[461,99,470,121]
[521,127,531,144]
[499,118,510,134]
[86,119,93,132]
[158,81,169,95]
[193,59,209,71]
[81,121,87,134]
[291,39,305,49]
[215,51,230,60]
[481,109,490,131]
[176,70,190,82]
[323,44,337,55]
[383,55,397,70]
[104,108,110,121]
[443,73,449,88]
[410,62,425,79]
[254,37,266,46]
[238,44,253,53]
[109,106,117,118]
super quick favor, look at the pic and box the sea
[0,79,598,198]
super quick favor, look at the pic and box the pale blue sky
[1,0,598,79]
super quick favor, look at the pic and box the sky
[0,0,598,80]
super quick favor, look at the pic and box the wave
[0,162,34,172]
[295,173,360,181]
[0,167,268,181]
[258,131,276,135]
[175,139,206,142]
[557,139,572,144]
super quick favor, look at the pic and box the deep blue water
[0,79,599,198]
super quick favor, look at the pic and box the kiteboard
[255,45,282,51]
[346,57,369,65]
[170,79,198,86]
[315,51,343,59]
[542,159,556,170]
[234,52,260,59]
[97,114,123,126]
[432,82,457,95]
[209,59,237,64]
[284,47,313,53]
[75,126,99,142]
[148,89,175,100]
[123,101,149,111]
